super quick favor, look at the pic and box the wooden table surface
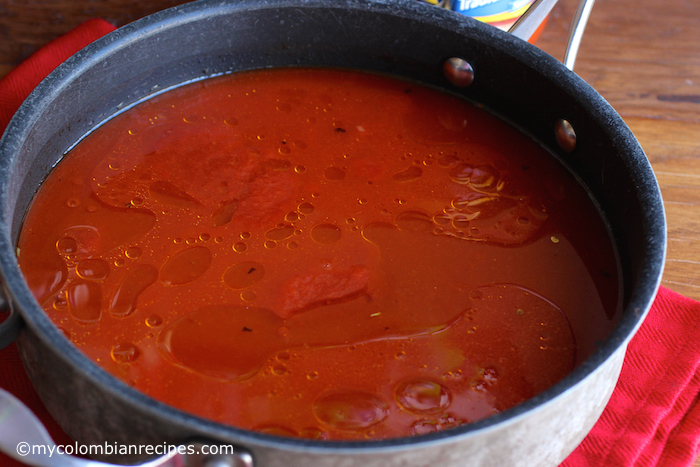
[1,0,699,464]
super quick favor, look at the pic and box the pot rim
[0,0,666,453]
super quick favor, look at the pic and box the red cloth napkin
[1,20,699,467]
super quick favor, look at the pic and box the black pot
[0,1,666,466]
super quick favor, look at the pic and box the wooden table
[1,0,699,464]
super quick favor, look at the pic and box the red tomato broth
[17,68,620,440]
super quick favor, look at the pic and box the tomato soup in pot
[17,67,620,441]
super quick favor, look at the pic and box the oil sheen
[17,68,621,440]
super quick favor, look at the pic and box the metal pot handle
[0,288,22,350]
[0,387,255,467]
[509,0,596,71]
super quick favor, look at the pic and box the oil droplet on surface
[395,212,433,233]
[149,180,201,208]
[110,264,159,317]
[437,154,460,167]
[392,166,423,182]
[233,242,248,253]
[199,233,211,242]
[452,215,470,229]
[66,198,80,208]
[313,391,388,431]
[265,159,291,171]
[285,211,299,222]
[146,314,164,327]
[56,237,79,255]
[307,371,319,380]
[125,246,143,259]
[53,294,68,310]
[264,240,277,249]
[114,258,126,267]
[298,202,315,214]
[160,247,212,285]
[433,213,451,225]
[295,165,307,174]
[266,224,295,241]
[272,363,287,375]
[395,379,451,414]
[276,351,291,362]
[76,259,110,280]
[111,342,140,364]
[287,242,298,250]
[67,280,102,324]
[223,261,265,289]
[240,231,252,240]
[241,290,257,302]
[324,166,346,181]
[211,199,239,227]
[448,163,474,185]
[310,224,342,244]
[470,165,500,190]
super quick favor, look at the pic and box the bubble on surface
[223,261,265,289]
[314,390,388,431]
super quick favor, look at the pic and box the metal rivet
[555,119,577,153]
[443,57,474,87]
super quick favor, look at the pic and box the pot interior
[0,0,665,454]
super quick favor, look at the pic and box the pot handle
[509,0,596,71]
[0,290,22,350]
[0,387,255,467]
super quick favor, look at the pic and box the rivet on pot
[443,57,474,87]
[555,119,577,153]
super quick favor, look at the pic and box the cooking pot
[0,0,666,466]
